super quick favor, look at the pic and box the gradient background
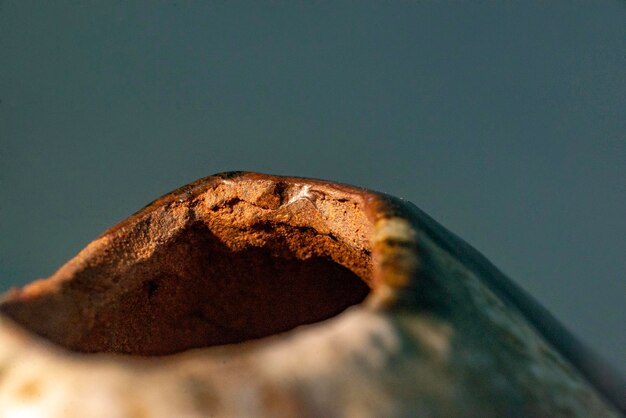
[1,1,624,374]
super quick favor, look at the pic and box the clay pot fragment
[0,172,622,417]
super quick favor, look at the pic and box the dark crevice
[144,280,159,299]
[275,182,288,205]
[250,222,275,233]
[209,197,243,211]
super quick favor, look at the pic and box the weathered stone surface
[0,172,622,417]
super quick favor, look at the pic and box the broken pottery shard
[0,172,623,417]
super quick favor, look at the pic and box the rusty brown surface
[1,172,378,355]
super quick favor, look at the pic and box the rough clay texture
[0,172,622,417]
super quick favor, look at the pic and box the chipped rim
[98,171,422,309]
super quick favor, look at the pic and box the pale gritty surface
[0,173,621,417]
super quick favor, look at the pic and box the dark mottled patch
[184,376,220,411]
[214,171,246,180]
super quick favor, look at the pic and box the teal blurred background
[1,1,624,373]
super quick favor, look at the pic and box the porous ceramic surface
[0,172,622,417]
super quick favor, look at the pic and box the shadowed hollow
[0,177,374,355]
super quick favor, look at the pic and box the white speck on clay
[286,184,315,206]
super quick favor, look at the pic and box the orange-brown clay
[0,173,376,355]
